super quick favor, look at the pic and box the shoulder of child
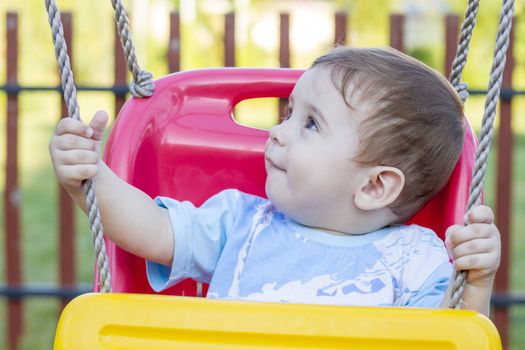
[387,224,442,242]
[377,224,448,258]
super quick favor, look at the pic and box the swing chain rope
[45,0,112,293]
[111,0,155,98]
[448,0,480,103]
[449,0,514,309]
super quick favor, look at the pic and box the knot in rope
[455,82,469,103]
[129,70,155,98]
[111,0,155,99]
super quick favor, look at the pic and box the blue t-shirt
[147,189,452,307]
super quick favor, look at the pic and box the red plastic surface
[98,68,476,295]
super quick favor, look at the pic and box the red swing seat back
[99,68,476,295]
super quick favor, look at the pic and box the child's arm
[440,205,501,316]
[49,110,174,266]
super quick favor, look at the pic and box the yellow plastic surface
[54,293,501,350]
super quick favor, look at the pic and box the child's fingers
[452,252,500,272]
[56,164,99,184]
[445,224,472,248]
[54,133,97,152]
[445,224,462,239]
[88,110,109,142]
[55,149,99,166]
[464,205,494,225]
[444,224,462,250]
[445,223,497,249]
[448,237,495,260]
[55,117,93,138]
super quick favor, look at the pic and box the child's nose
[269,122,287,146]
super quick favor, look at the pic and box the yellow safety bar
[54,293,501,350]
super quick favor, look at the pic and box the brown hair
[312,47,465,222]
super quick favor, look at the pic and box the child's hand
[49,110,109,195]
[445,205,501,288]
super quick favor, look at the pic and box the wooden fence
[1,10,520,350]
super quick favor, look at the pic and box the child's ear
[354,166,405,211]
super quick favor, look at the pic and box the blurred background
[0,0,524,349]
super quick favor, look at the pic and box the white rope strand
[45,0,112,293]
[449,0,514,309]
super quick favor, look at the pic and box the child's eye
[304,117,318,131]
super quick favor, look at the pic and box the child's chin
[265,187,285,211]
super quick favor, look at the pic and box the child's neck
[318,207,399,236]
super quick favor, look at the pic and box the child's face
[265,67,371,233]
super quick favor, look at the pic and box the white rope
[111,0,155,97]
[45,0,112,293]
[449,0,514,309]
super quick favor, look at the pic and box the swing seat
[53,68,501,349]
[54,293,500,349]
[98,67,478,296]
